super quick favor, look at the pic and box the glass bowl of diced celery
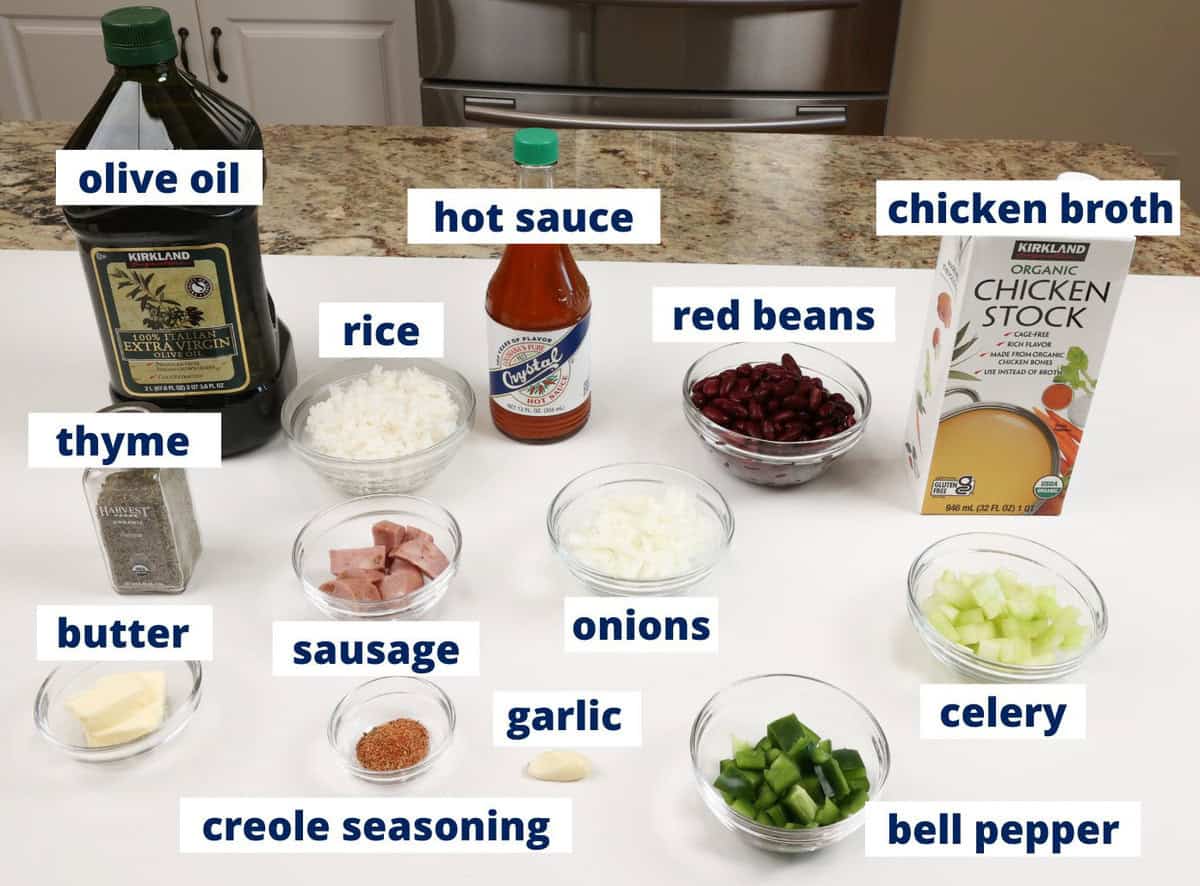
[907,532,1107,682]
[689,674,890,854]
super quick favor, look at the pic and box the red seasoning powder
[356,717,430,771]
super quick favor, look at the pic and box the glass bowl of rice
[282,359,476,495]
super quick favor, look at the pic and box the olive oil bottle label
[90,244,250,396]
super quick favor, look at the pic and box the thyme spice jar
[83,405,202,594]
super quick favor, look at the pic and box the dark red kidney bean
[748,400,764,420]
[777,428,804,442]
[773,378,797,398]
[753,383,771,403]
[816,427,835,439]
[817,402,835,418]
[719,373,735,397]
[732,377,753,400]
[752,365,767,381]
[692,379,705,396]
[772,410,797,424]
[702,405,730,425]
[845,416,857,428]
[761,420,776,440]
[737,362,753,377]
[808,387,824,411]
[711,397,748,418]
[766,399,780,413]
[733,419,750,434]
[829,392,845,403]
[781,394,806,410]
[781,353,800,375]
[700,377,720,398]
[746,420,763,438]
[691,392,706,408]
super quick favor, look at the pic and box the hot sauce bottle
[486,129,591,443]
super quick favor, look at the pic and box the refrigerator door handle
[462,99,848,132]
[527,1,861,8]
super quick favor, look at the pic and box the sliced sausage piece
[321,576,382,602]
[336,568,385,583]
[402,526,435,546]
[329,545,386,574]
[379,560,424,599]
[371,520,408,551]
[389,535,450,579]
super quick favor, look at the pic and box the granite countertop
[2,121,1196,275]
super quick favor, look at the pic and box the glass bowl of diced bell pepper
[690,674,890,854]
[907,532,1107,682]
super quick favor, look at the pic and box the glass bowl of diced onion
[907,532,1107,682]
[546,462,734,596]
[281,359,476,496]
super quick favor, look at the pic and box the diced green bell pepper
[763,751,802,794]
[799,774,825,805]
[838,788,868,817]
[730,796,756,820]
[817,758,850,799]
[735,748,767,771]
[755,783,778,811]
[831,748,865,772]
[763,804,788,828]
[756,812,774,826]
[815,798,843,827]
[810,739,832,765]
[782,783,819,824]
[713,766,756,802]
[755,735,776,753]
[785,737,815,769]
[767,714,806,750]
[765,747,782,764]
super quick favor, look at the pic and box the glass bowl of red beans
[682,344,872,487]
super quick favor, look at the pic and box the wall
[887,0,1200,205]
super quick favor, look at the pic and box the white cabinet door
[194,0,420,125]
[0,0,206,120]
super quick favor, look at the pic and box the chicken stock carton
[904,234,1133,515]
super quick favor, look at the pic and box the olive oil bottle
[63,6,295,455]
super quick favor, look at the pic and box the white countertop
[1,250,1196,883]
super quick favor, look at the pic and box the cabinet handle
[177,27,193,75]
[210,26,229,82]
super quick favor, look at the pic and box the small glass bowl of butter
[34,661,203,762]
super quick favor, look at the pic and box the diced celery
[995,568,1021,592]
[1032,630,1064,655]
[928,610,959,643]
[977,638,1006,662]
[957,621,996,645]
[971,575,1004,608]
[998,616,1025,639]
[1062,624,1089,651]
[1008,592,1038,619]
[955,607,985,626]
[1053,605,1083,629]
[763,752,802,794]
[782,784,819,824]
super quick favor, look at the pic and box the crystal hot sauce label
[488,315,591,416]
[90,244,249,397]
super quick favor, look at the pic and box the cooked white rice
[304,364,460,459]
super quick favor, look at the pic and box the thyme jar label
[90,243,250,396]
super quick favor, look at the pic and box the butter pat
[65,671,167,748]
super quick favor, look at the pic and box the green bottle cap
[513,128,558,166]
[102,6,178,67]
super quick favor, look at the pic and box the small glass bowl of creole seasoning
[327,676,455,783]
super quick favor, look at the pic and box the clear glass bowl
[907,532,1107,682]
[546,462,734,596]
[328,676,455,783]
[690,673,890,854]
[34,660,202,762]
[293,494,462,619]
[681,343,871,487]
[281,358,476,496]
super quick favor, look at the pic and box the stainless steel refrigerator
[417,0,902,134]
